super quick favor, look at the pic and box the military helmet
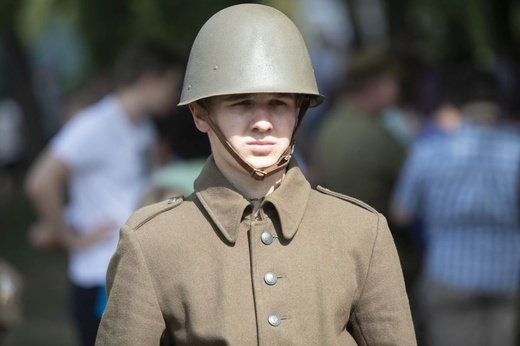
[178,4,324,107]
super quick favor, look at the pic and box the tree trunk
[0,31,45,165]
[485,0,518,59]
[382,0,412,46]
[344,0,364,49]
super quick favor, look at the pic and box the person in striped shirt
[391,68,520,346]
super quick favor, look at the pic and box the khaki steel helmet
[178,4,324,107]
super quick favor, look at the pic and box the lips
[247,140,276,155]
[248,139,275,146]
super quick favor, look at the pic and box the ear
[189,103,210,133]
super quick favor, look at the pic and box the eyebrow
[221,93,295,101]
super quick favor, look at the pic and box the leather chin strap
[201,97,311,181]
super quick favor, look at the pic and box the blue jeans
[71,283,102,346]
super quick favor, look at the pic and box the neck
[460,101,500,124]
[215,156,286,201]
[115,88,147,124]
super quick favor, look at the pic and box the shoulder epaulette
[316,186,378,214]
[127,195,184,230]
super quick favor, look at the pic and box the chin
[247,156,280,170]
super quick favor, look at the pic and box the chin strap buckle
[251,169,268,181]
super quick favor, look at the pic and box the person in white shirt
[24,41,184,346]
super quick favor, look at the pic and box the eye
[270,99,289,106]
[231,100,252,106]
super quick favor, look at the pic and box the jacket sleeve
[349,214,417,346]
[96,225,166,345]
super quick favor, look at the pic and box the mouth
[247,140,276,155]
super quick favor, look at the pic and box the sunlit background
[1,0,520,344]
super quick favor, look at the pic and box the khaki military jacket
[96,157,416,345]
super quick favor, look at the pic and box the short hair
[114,41,185,87]
[452,68,500,106]
[343,48,401,92]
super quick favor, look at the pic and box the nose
[251,105,273,132]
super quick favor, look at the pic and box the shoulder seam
[130,195,184,230]
[316,185,378,214]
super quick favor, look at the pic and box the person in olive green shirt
[312,48,405,217]
[311,49,424,293]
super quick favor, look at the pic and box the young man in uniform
[96,4,416,345]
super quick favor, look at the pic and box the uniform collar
[194,156,311,243]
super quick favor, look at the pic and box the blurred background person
[311,47,404,217]
[23,41,184,346]
[391,67,520,346]
[140,105,211,206]
[1,0,520,344]
[310,47,420,287]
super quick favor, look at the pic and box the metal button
[264,272,277,286]
[261,231,274,245]
[268,314,281,327]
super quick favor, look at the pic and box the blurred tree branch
[0,0,46,164]
[2,0,520,167]
[342,0,520,65]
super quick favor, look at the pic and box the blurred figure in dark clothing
[311,48,421,289]
[140,105,211,206]
[312,48,404,217]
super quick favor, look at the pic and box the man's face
[373,74,399,110]
[202,93,297,172]
[146,68,183,116]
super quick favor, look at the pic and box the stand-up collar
[194,156,311,243]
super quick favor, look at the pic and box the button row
[262,231,281,327]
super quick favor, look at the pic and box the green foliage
[6,0,518,86]
[0,0,22,30]
[406,0,493,65]
[512,2,520,44]
[76,0,253,75]
[128,0,246,44]
[11,0,255,80]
